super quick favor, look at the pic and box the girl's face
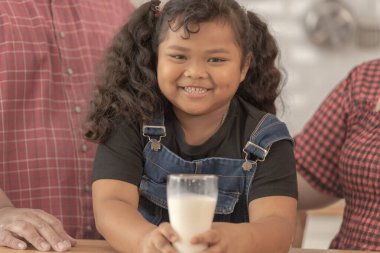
[157,19,250,119]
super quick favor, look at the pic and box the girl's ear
[239,53,252,82]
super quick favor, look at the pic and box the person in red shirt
[0,1,134,251]
[296,59,380,250]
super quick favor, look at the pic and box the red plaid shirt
[295,59,380,250]
[0,1,133,239]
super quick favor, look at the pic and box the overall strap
[242,113,293,171]
[142,116,166,151]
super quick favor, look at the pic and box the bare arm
[92,179,152,253]
[297,173,339,210]
[246,196,297,253]
[192,196,297,253]
[92,179,178,253]
[0,188,75,251]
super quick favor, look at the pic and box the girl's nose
[183,62,208,79]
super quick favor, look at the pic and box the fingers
[3,221,51,251]
[0,226,27,250]
[5,219,73,252]
[142,223,179,253]
[153,223,178,253]
[32,222,71,251]
[151,235,177,253]
[191,229,220,246]
[0,207,75,251]
[24,210,73,251]
[157,222,179,243]
[34,209,76,247]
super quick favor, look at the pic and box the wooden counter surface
[0,240,375,253]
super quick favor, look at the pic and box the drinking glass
[167,174,218,253]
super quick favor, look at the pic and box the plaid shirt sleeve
[294,72,351,198]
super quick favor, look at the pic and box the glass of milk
[167,174,218,253]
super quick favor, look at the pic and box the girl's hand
[190,223,238,253]
[140,222,179,253]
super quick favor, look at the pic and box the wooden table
[0,240,375,253]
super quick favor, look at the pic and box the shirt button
[59,31,65,38]
[84,184,91,193]
[81,144,88,152]
[74,105,81,113]
[85,225,92,232]
[67,68,73,75]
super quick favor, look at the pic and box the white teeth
[183,87,207,94]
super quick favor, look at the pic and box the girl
[86,0,297,252]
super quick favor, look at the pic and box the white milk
[168,194,217,253]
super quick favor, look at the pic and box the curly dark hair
[85,0,283,142]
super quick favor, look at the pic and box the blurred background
[131,0,379,248]
[241,0,379,135]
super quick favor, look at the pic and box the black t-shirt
[92,97,298,203]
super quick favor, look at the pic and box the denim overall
[138,113,293,224]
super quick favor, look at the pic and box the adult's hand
[0,207,76,251]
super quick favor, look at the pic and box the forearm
[206,215,295,253]
[95,199,155,253]
[0,188,14,209]
[240,196,297,253]
[244,215,295,253]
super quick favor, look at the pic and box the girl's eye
[208,58,226,63]
[170,55,186,60]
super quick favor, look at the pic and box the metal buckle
[142,125,166,138]
[243,141,268,162]
[142,125,166,151]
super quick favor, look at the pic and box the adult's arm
[297,173,339,210]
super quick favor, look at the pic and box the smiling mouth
[183,86,209,94]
